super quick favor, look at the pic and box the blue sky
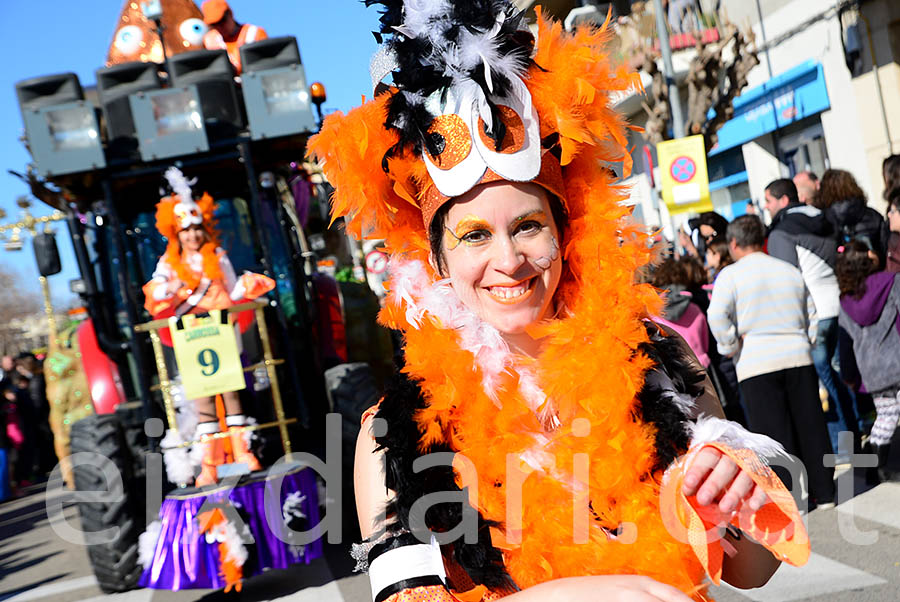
[0,0,379,307]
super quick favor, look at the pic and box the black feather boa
[372,321,701,590]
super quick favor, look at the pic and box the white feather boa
[388,257,547,413]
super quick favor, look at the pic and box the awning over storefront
[709,60,830,156]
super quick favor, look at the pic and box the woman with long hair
[819,169,890,263]
[310,2,809,600]
[881,155,900,273]
[705,239,733,281]
[836,240,900,481]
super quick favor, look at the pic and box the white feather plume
[220,519,249,566]
[164,166,197,204]
[138,520,163,569]
[160,377,202,487]
[689,415,789,460]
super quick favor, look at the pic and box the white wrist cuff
[368,535,446,602]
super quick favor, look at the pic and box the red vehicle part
[78,318,127,415]
[312,272,347,364]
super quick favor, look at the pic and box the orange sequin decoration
[427,114,473,170]
[477,105,525,154]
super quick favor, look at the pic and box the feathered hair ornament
[308,0,642,255]
[154,166,223,288]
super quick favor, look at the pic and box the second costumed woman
[310,1,811,601]
[143,167,275,487]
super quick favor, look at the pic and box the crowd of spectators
[648,155,900,497]
[1,352,57,501]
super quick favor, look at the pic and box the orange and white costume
[142,166,271,488]
[141,167,273,328]
[309,2,810,601]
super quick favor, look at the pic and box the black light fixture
[129,50,242,162]
[240,36,317,140]
[15,72,106,176]
[96,61,163,157]
[168,49,244,139]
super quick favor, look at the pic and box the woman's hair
[679,255,709,286]
[650,257,685,288]
[882,154,900,200]
[697,211,729,243]
[428,188,568,276]
[706,239,733,270]
[835,239,879,298]
[818,169,866,209]
[888,187,900,214]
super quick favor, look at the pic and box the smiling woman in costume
[142,167,274,487]
[309,2,809,601]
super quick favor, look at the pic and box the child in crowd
[705,238,734,282]
[836,240,900,482]
[650,258,710,368]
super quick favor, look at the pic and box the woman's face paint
[444,214,494,251]
[534,232,560,270]
[441,181,563,347]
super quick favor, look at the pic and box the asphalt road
[2,470,899,602]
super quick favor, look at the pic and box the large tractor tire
[69,413,144,593]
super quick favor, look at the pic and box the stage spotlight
[16,73,106,176]
[240,37,316,140]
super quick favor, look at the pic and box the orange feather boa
[311,11,710,599]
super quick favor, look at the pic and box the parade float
[10,0,390,592]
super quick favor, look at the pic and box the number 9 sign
[197,348,220,376]
[169,310,246,399]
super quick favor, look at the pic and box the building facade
[534,0,899,234]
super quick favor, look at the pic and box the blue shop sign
[709,61,830,156]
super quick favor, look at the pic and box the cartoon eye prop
[113,25,144,56]
[179,18,208,47]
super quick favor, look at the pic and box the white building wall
[741,135,781,216]
[734,0,874,201]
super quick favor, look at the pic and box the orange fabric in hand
[660,442,810,584]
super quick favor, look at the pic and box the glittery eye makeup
[445,214,493,250]
[514,210,549,227]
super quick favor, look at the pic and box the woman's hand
[165,279,184,296]
[514,575,694,602]
[678,229,699,258]
[682,446,768,515]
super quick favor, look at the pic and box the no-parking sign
[656,135,712,215]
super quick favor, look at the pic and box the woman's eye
[515,220,543,236]
[179,18,208,46]
[461,230,491,245]
[113,25,144,55]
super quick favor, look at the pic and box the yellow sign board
[656,135,713,215]
[169,310,246,399]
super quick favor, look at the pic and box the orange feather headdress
[307,4,649,312]
[154,166,223,289]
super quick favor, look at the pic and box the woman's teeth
[488,280,531,299]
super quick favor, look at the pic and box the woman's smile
[484,276,536,303]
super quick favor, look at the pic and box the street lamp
[0,197,67,347]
